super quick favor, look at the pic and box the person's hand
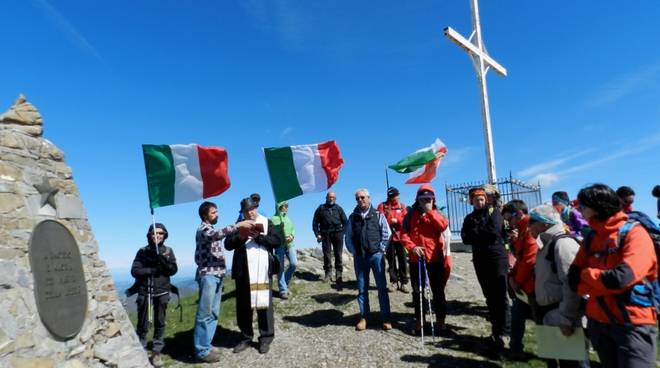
[510,228,519,240]
[236,220,255,230]
[286,235,294,242]
[316,234,322,242]
[422,202,433,213]
[413,246,425,258]
[391,218,398,224]
[559,325,574,336]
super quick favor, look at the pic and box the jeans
[193,275,223,358]
[354,251,390,320]
[276,246,297,293]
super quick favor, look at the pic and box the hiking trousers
[136,292,169,353]
[409,260,447,322]
[587,319,657,368]
[473,248,511,338]
[235,274,275,345]
[387,240,409,285]
[321,231,344,276]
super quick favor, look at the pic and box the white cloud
[531,173,560,187]
[518,149,594,177]
[31,0,105,64]
[280,126,293,138]
[443,146,474,167]
[587,63,660,107]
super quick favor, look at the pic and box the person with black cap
[377,186,410,293]
[130,223,178,368]
[237,193,262,221]
[225,196,282,354]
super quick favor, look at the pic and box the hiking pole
[147,276,153,332]
[422,258,436,342]
[418,259,424,345]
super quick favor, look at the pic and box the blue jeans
[354,251,391,320]
[276,247,297,294]
[194,275,223,358]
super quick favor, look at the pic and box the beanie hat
[387,187,400,198]
[529,205,561,225]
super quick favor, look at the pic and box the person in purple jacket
[552,191,588,238]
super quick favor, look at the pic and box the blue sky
[2,1,659,272]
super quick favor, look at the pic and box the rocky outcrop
[0,95,150,367]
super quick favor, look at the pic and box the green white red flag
[264,140,344,202]
[389,138,448,184]
[142,144,230,208]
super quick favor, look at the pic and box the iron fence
[445,173,542,236]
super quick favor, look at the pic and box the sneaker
[355,318,367,331]
[258,342,271,354]
[323,273,332,283]
[198,350,221,363]
[336,277,343,291]
[382,322,393,331]
[279,291,289,299]
[233,340,251,354]
[150,352,164,368]
[399,283,410,293]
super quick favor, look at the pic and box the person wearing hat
[529,204,584,368]
[271,201,297,299]
[130,223,178,368]
[552,191,587,238]
[377,186,410,293]
[400,184,450,334]
[193,201,254,363]
[460,186,510,355]
[237,193,263,221]
[225,196,282,354]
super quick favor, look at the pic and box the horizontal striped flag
[389,138,447,184]
[264,140,344,202]
[142,144,230,209]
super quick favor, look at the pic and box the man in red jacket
[377,187,410,293]
[502,200,538,359]
[400,185,450,333]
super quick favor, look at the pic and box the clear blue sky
[2,1,659,271]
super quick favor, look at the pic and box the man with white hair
[529,204,584,368]
[345,188,392,331]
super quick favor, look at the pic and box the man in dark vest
[345,188,392,331]
[313,191,348,288]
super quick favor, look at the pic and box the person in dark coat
[313,191,348,286]
[461,186,510,355]
[130,223,178,368]
[225,197,282,354]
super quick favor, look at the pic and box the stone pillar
[0,95,151,367]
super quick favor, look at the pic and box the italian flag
[142,144,230,209]
[389,138,448,184]
[264,140,344,202]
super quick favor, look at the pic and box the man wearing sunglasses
[345,188,392,331]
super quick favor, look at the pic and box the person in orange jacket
[569,184,657,368]
[400,184,450,334]
[501,200,538,359]
[377,187,410,293]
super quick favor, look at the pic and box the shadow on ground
[401,352,502,368]
[446,300,489,319]
[162,325,242,363]
[311,292,354,306]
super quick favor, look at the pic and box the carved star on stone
[34,176,59,209]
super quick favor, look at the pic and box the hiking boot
[411,320,422,336]
[505,349,527,361]
[382,322,393,331]
[279,291,289,299]
[336,277,343,291]
[150,352,163,368]
[198,350,221,363]
[399,283,410,293]
[233,340,251,354]
[323,272,332,283]
[258,341,271,354]
[355,318,367,331]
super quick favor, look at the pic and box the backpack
[584,211,660,323]
[544,233,578,274]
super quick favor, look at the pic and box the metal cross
[444,0,507,184]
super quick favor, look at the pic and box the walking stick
[422,258,436,342]
[147,276,153,331]
[418,259,424,345]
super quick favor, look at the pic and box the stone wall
[0,96,151,367]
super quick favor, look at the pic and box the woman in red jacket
[569,184,657,368]
[400,185,449,334]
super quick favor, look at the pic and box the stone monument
[0,95,151,367]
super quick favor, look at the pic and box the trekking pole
[422,258,436,342]
[147,276,153,331]
[418,259,424,345]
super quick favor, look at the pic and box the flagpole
[385,166,390,192]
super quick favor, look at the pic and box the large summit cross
[444,0,506,184]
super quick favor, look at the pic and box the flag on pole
[389,138,447,184]
[142,144,230,209]
[264,140,344,202]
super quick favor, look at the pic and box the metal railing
[445,173,542,236]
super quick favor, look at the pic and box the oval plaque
[29,220,88,341]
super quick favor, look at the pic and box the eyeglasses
[356,196,367,200]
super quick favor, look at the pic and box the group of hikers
[129,183,660,367]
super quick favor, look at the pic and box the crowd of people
[128,183,660,367]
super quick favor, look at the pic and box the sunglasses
[356,195,367,200]
[154,231,165,235]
